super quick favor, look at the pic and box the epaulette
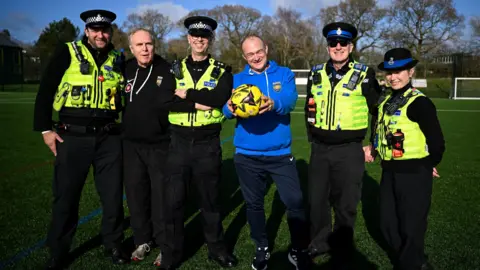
[353,63,367,72]
[410,88,423,96]
[311,64,324,72]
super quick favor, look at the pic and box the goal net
[453,77,480,100]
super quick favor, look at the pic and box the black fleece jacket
[122,54,194,144]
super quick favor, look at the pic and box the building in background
[0,31,24,86]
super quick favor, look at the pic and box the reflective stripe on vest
[168,58,225,127]
[375,88,429,160]
[309,62,368,130]
[53,41,124,112]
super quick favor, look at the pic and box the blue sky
[1,0,478,44]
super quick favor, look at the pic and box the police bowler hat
[378,48,419,71]
[80,9,116,28]
[322,22,358,41]
[184,16,217,38]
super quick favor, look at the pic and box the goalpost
[292,69,310,98]
[453,77,480,100]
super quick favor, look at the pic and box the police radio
[171,60,183,79]
[210,66,221,80]
[384,93,410,115]
[312,73,321,85]
[346,71,361,90]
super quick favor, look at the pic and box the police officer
[365,48,445,270]
[304,22,381,267]
[33,9,128,269]
[160,16,237,269]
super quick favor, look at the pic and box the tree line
[6,0,480,77]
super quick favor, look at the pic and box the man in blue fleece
[223,34,311,270]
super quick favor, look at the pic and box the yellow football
[231,84,263,118]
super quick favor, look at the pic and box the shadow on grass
[272,159,380,270]
[63,160,387,270]
[181,158,245,262]
[361,170,394,266]
[64,217,132,268]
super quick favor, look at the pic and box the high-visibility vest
[309,62,369,130]
[375,88,429,160]
[53,41,124,112]
[168,58,226,126]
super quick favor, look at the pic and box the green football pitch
[0,92,479,269]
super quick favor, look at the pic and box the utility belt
[54,122,122,135]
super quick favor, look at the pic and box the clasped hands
[226,88,274,116]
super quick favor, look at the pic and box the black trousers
[379,166,432,270]
[123,140,168,248]
[163,134,226,265]
[308,141,365,254]
[46,132,124,258]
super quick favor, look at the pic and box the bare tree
[209,5,262,47]
[209,5,262,68]
[470,16,480,54]
[319,0,388,56]
[165,38,189,61]
[471,16,480,37]
[111,24,130,57]
[260,8,316,68]
[389,0,464,59]
[123,9,174,55]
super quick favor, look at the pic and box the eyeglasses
[328,39,350,48]
[244,49,266,60]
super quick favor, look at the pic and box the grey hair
[128,28,155,46]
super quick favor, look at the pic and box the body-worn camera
[80,60,90,75]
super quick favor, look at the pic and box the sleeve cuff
[42,130,52,134]
[223,105,234,119]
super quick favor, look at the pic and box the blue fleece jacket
[222,61,298,156]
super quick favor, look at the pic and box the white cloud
[270,0,341,16]
[127,1,190,23]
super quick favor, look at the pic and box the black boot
[208,251,238,268]
[44,256,65,270]
[104,246,130,265]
